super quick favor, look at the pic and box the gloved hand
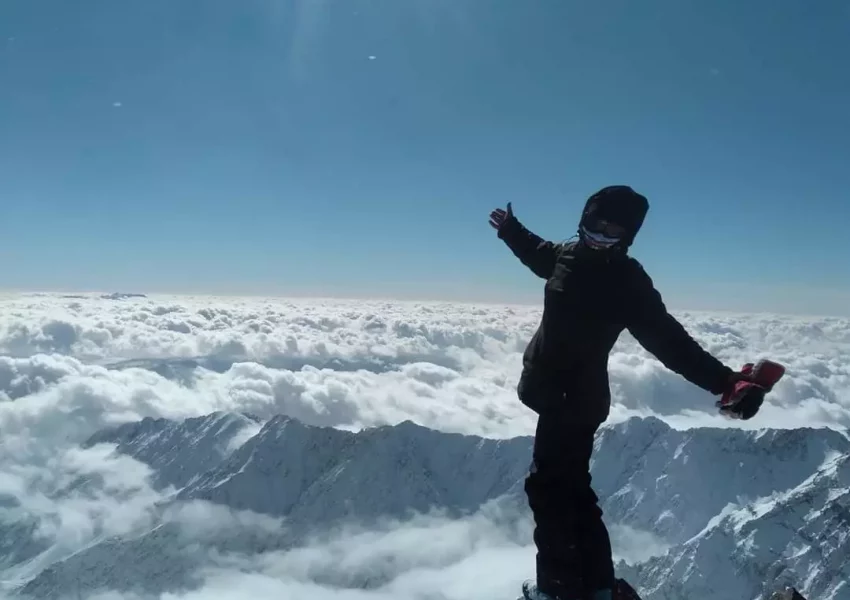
[488,202,515,232]
[717,360,785,420]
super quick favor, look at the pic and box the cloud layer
[1,292,848,599]
[2,292,850,441]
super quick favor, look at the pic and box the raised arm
[624,261,733,395]
[490,202,560,279]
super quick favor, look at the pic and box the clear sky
[1,0,848,315]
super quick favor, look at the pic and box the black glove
[488,202,515,232]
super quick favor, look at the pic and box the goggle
[580,226,621,250]
[583,218,627,239]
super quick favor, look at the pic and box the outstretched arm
[490,203,560,279]
[624,262,733,395]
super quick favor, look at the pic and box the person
[489,185,756,600]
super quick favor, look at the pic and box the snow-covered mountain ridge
[6,413,849,599]
[618,448,850,600]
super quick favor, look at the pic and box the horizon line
[1,286,847,320]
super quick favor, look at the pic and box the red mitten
[717,360,785,420]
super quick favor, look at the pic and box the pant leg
[575,479,616,595]
[520,374,615,598]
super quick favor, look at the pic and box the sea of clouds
[1,292,848,599]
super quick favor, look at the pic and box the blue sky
[1,0,848,315]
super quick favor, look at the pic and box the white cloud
[0,292,848,599]
[0,293,848,440]
[82,501,538,600]
[608,524,671,564]
[41,507,679,600]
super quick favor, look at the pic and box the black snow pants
[518,369,615,600]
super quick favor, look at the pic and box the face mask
[579,225,622,250]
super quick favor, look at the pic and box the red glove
[717,359,785,420]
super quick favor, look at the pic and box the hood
[578,185,649,250]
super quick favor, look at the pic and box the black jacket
[499,216,733,423]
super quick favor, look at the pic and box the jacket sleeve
[497,216,560,279]
[624,261,733,395]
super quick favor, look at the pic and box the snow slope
[618,450,850,600]
[591,417,850,544]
